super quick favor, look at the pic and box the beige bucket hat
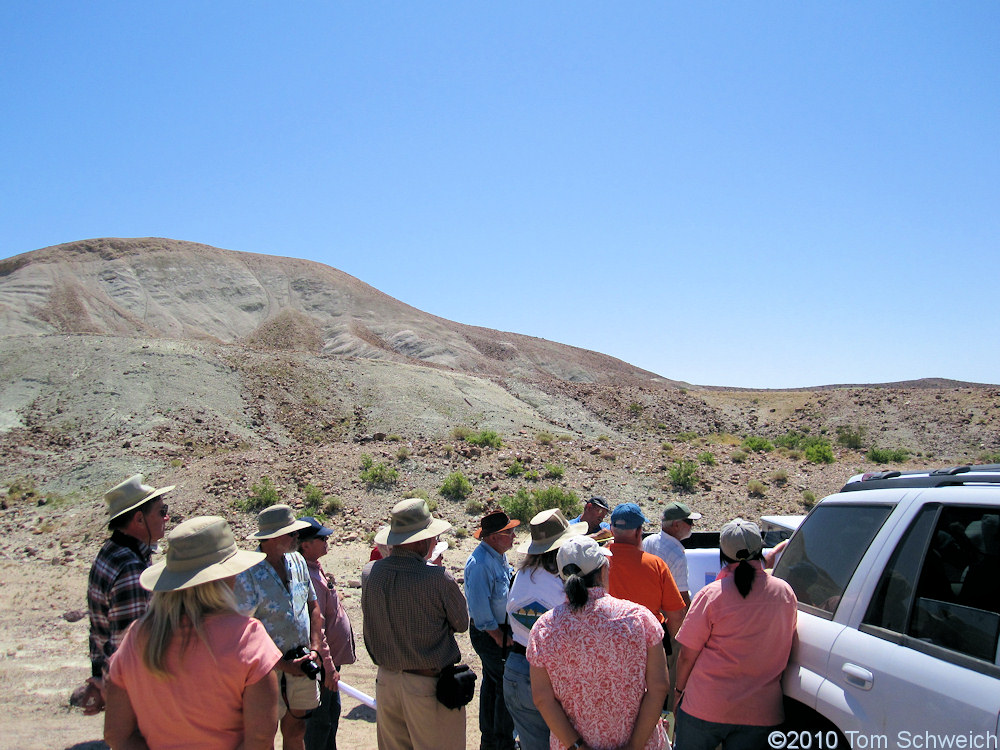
[105,474,175,521]
[517,509,588,555]
[249,504,312,540]
[382,499,451,545]
[141,516,264,592]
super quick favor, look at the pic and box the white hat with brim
[106,474,175,521]
[556,536,613,580]
[141,516,265,592]
[249,504,313,540]
[518,508,588,555]
[373,525,391,546]
[383,499,451,545]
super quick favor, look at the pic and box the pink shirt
[675,561,797,726]
[307,558,356,672]
[108,612,282,750]
[527,588,667,750]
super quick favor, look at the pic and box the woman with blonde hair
[104,516,283,750]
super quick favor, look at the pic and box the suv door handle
[842,663,874,690]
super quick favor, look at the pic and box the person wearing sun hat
[465,510,521,750]
[103,516,283,749]
[234,505,329,750]
[526,536,669,750]
[503,509,587,750]
[673,518,798,749]
[362,498,469,750]
[81,474,174,715]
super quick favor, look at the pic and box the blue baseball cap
[297,516,333,540]
[610,502,649,530]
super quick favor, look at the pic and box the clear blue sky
[3,2,997,388]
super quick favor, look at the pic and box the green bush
[741,436,774,453]
[536,431,554,446]
[302,483,326,513]
[802,490,817,507]
[499,486,581,524]
[454,527,470,538]
[805,440,835,464]
[669,460,698,492]
[396,445,411,461]
[440,472,473,500]
[675,432,698,443]
[465,499,484,515]
[978,452,1000,464]
[768,469,788,485]
[402,488,429,500]
[697,451,716,467]
[544,464,565,479]
[731,450,748,464]
[360,453,374,470]
[361,462,399,489]
[451,426,473,441]
[524,469,540,482]
[867,447,910,464]
[628,401,644,416]
[233,476,281,513]
[661,442,673,453]
[747,479,766,497]
[467,430,503,449]
[836,425,867,450]
[775,431,808,450]
[506,460,526,477]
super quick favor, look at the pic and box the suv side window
[864,504,1000,666]
[773,504,893,617]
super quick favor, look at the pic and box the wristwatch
[568,739,584,750]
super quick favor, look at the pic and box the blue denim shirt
[464,541,513,632]
[234,552,316,654]
[569,514,611,532]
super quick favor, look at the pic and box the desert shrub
[500,486,581,524]
[524,470,540,482]
[556,434,573,442]
[506,460,526,477]
[978,452,1000,464]
[741,436,774,453]
[453,527,469,538]
[802,490,817,507]
[395,446,411,462]
[402,488,429,500]
[544,464,565,479]
[675,432,698,443]
[707,432,740,445]
[730,450,748,464]
[597,435,610,442]
[440,472,473,500]
[426,498,438,512]
[170,458,183,468]
[302,483,326,513]
[467,430,503,449]
[443,444,454,457]
[361,462,399,489]
[787,449,803,461]
[465,499,484,515]
[805,440,835,464]
[867,447,910,464]
[697,451,716,467]
[234,476,281,513]
[629,402,643,416]
[775,431,808,450]
[600,451,616,461]
[668,460,698,492]
[324,496,344,514]
[451,426,473,441]
[536,431,554,446]
[661,442,673,453]
[836,425,867,450]
[768,469,789,485]
[6,477,36,502]
[360,453,374,470]
[747,479,766,497]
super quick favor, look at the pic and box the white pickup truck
[772,466,1000,746]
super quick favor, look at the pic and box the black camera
[283,646,322,681]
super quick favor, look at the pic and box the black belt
[508,642,527,656]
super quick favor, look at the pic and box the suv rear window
[774,504,893,617]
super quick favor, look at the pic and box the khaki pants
[375,667,466,750]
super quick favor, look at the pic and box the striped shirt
[87,531,152,678]
[361,549,469,672]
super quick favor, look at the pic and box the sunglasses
[157,504,169,518]
[681,518,694,526]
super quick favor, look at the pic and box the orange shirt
[607,542,684,622]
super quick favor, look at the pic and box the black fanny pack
[435,663,477,709]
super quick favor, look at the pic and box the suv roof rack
[840,464,1000,492]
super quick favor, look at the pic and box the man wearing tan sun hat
[235,505,331,750]
[362,499,469,750]
[79,474,174,715]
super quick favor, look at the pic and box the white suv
[773,466,1000,745]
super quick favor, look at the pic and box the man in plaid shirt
[79,475,172,714]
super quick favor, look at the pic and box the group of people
[84,474,798,750]
[84,475,355,750]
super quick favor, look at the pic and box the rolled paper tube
[338,680,376,709]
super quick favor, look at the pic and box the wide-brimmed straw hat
[249,504,312,540]
[141,516,264,592]
[517,509,587,555]
[382,499,451,545]
[473,510,520,540]
[105,474,175,521]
